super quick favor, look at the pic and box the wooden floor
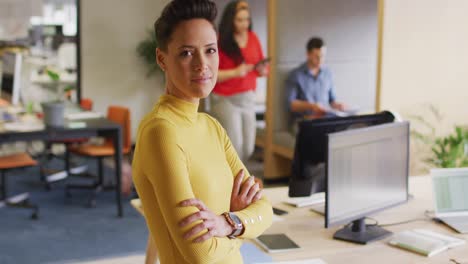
[79,254,147,264]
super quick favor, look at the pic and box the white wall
[0,0,43,40]
[81,0,168,141]
[380,0,468,173]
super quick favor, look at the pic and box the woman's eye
[180,50,193,57]
[207,48,217,54]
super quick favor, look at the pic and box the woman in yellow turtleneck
[132,1,273,263]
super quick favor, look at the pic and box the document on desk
[65,111,104,120]
[325,107,359,117]
[272,214,285,222]
[389,229,465,257]
[284,192,325,208]
[3,122,45,132]
[253,258,327,264]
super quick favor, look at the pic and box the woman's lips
[191,77,212,84]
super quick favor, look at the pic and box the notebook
[389,229,465,257]
[431,168,468,233]
[255,234,301,253]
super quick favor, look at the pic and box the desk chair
[79,98,93,111]
[40,98,94,189]
[0,153,39,219]
[65,106,131,207]
[131,199,158,264]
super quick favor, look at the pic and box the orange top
[213,31,264,96]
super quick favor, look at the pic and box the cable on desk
[367,210,436,227]
[449,259,467,264]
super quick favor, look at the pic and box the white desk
[262,176,468,263]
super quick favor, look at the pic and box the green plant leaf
[407,114,436,134]
[136,30,161,77]
[428,103,443,122]
[46,69,60,81]
[407,105,468,169]
[63,85,75,92]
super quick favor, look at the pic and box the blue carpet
[0,158,148,264]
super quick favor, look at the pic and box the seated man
[286,37,346,131]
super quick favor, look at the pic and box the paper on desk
[253,258,327,264]
[65,111,104,120]
[389,229,466,257]
[272,214,285,222]
[284,192,325,208]
[67,122,86,129]
[3,122,44,132]
[325,107,359,117]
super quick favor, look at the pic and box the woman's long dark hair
[218,1,252,65]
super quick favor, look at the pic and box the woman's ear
[156,48,166,72]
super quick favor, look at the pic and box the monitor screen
[289,111,395,197]
[325,122,409,244]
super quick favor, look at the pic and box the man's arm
[330,101,345,111]
[290,99,326,115]
[286,71,326,116]
[327,70,344,111]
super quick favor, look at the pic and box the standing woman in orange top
[211,0,269,162]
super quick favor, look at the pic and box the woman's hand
[179,199,233,243]
[236,63,254,77]
[255,63,269,76]
[230,169,263,212]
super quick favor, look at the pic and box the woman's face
[157,19,218,103]
[233,9,250,34]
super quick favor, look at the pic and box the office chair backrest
[80,98,93,111]
[107,106,131,154]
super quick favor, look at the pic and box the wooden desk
[262,176,468,263]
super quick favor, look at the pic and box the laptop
[431,168,468,233]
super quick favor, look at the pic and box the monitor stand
[333,218,392,244]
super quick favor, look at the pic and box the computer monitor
[325,122,409,244]
[289,111,395,197]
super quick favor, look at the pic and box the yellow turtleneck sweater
[132,94,273,264]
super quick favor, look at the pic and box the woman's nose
[194,53,208,72]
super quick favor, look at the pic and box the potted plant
[136,30,161,77]
[41,69,75,127]
[411,105,468,169]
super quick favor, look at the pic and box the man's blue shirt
[286,63,337,119]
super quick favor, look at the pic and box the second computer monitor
[325,122,409,244]
[289,111,395,197]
